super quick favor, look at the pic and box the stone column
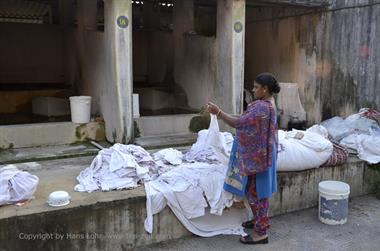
[173,0,194,83]
[104,0,133,143]
[216,0,245,115]
[76,0,98,84]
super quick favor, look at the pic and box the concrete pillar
[216,0,245,114]
[104,0,133,143]
[76,0,98,85]
[173,0,194,83]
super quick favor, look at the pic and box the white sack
[277,130,333,171]
[0,165,39,205]
[205,115,229,165]
[321,114,378,140]
[340,128,380,164]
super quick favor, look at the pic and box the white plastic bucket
[69,96,92,123]
[318,180,350,225]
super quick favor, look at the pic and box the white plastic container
[318,180,350,225]
[47,191,71,207]
[69,96,92,123]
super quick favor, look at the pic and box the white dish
[47,190,71,207]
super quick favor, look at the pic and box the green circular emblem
[117,15,129,29]
[234,21,243,33]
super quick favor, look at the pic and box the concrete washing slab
[134,133,197,150]
[0,143,104,165]
[0,121,105,149]
[0,156,376,251]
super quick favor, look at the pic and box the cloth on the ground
[0,165,39,205]
[74,144,157,192]
[184,129,233,165]
[277,129,333,171]
[144,162,248,237]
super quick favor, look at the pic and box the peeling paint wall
[245,0,380,124]
[175,35,216,110]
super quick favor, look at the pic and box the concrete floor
[137,195,380,251]
[0,156,146,220]
[0,143,101,164]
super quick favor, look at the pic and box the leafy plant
[189,106,211,133]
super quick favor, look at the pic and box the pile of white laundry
[0,165,39,205]
[321,108,380,164]
[183,129,233,164]
[153,148,183,175]
[144,162,248,237]
[144,114,249,237]
[75,144,158,192]
[75,115,249,237]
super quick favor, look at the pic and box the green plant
[189,106,211,133]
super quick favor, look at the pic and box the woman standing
[207,73,280,245]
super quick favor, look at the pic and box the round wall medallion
[234,21,243,33]
[117,15,129,29]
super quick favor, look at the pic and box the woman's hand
[207,102,220,115]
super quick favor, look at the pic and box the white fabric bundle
[144,162,247,237]
[184,115,233,165]
[340,127,380,164]
[0,165,39,205]
[153,148,183,175]
[153,148,183,166]
[277,129,333,171]
[321,114,378,141]
[321,110,380,164]
[74,144,157,192]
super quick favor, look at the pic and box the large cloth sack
[277,130,333,171]
[0,165,39,205]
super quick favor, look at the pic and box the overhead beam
[247,0,329,8]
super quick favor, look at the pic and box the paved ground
[137,195,380,251]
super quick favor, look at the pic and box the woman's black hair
[254,73,281,94]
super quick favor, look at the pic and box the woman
[207,73,280,245]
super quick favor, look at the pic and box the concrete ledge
[270,157,376,216]
[135,114,198,136]
[134,133,197,150]
[0,156,376,251]
[0,122,105,149]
